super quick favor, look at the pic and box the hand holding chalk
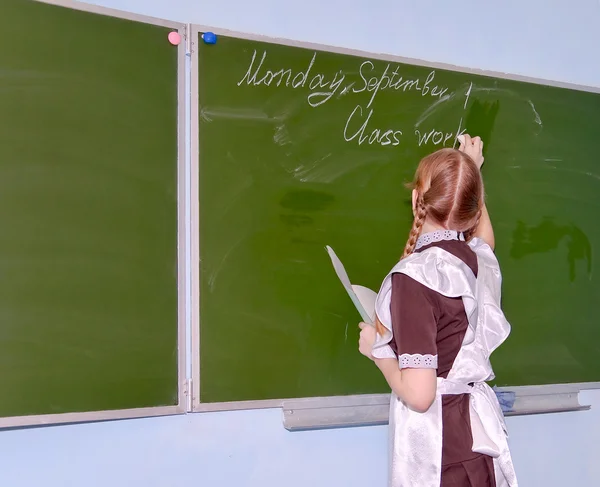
[457,134,485,169]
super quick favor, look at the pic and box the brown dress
[389,238,496,487]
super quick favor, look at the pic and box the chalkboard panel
[0,0,181,419]
[197,34,600,403]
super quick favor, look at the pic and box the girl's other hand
[358,322,377,360]
[459,134,484,169]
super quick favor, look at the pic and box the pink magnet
[168,31,181,46]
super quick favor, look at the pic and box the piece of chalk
[202,32,217,45]
[168,31,181,45]
[456,135,465,145]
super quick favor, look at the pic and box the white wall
[1,1,599,486]
[0,392,599,486]
[83,0,600,89]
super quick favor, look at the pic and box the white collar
[415,230,464,250]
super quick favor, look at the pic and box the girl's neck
[420,220,446,235]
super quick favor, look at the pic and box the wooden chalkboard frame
[0,0,188,429]
[190,25,600,426]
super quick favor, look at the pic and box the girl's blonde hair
[402,148,484,259]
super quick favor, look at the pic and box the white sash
[372,238,518,487]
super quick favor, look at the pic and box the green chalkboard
[197,34,600,403]
[0,0,180,417]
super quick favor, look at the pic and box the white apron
[371,237,518,487]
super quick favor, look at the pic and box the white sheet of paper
[325,246,377,324]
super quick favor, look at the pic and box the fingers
[359,323,375,338]
[463,134,484,149]
[458,133,485,165]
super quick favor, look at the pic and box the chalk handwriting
[416,117,467,148]
[237,50,345,107]
[237,50,316,89]
[236,49,480,147]
[237,50,450,111]
[344,105,403,146]
[353,61,449,108]
[464,82,473,109]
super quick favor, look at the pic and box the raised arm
[459,134,495,250]
[474,203,495,250]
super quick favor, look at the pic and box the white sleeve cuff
[398,353,438,369]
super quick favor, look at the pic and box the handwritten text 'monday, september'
[237,50,449,108]
[235,50,469,148]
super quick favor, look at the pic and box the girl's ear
[411,189,418,217]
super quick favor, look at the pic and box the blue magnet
[202,32,217,45]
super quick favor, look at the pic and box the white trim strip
[0,405,183,429]
[282,383,598,431]
[191,382,600,415]
[190,26,202,412]
[176,25,189,411]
